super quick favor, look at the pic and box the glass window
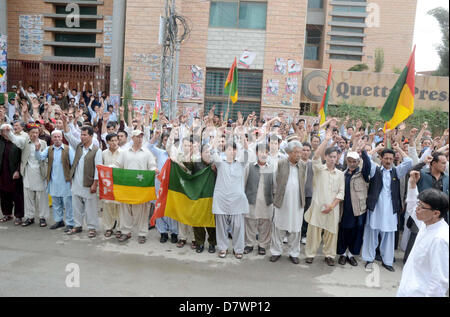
[330,45,362,52]
[54,19,97,29]
[308,0,323,9]
[54,33,96,43]
[55,5,97,15]
[305,45,319,60]
[209,2,238,28]
[330,35,363,43]
[54,47,96,58]
[333,6,366,13]
[331,26,364,33]
[330,54,362,61]
[239,2,267,29]
[332,16,365,23]
[307,28,322,44]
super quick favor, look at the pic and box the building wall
[7,0,52,61]
[123,0,164,101]
[7,0,113,63]
[261,0,307,116]
[321,0,417,73]
[206,28,266,70]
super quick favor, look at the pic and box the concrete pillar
[109,0,126,98]
[0,0,8,93]
[0,0,7,35]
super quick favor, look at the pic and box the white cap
[346,151,360,160]
[131,130,144,137]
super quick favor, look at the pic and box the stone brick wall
[206,28,266,70]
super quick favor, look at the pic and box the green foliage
[122,72,133,122]
[374,48,384,72]
[347,63,369,72]
[326,102,448,135]
[428,7,449,76]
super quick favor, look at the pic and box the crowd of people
[0,82,448,297]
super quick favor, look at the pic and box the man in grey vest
[4,123,49,227]
[35,130,75,232]
[63,116,102,238]
[270,141,307,264]
[244,143,274,256]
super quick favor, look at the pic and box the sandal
[21,218,34,227]
[218,250,227,258]
[104,230,114,238]
[233,250,243,260]
[14,218,23,226]
[88,230,96,238]
[118,233,131,242]
[138,236,146,244]
[176,239,187,248]
[67,227,82,235]
[191,240,197,250]
[40,218,47,227]
[0,215,13,223]
[115,231,122,239]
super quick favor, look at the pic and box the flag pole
[225,79,232,122]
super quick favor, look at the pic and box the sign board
[301,68,449,112]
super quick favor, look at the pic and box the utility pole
[159,0,187,120]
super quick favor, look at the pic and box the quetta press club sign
[301,68,449,111]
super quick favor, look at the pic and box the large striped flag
[381,46,416,131]
[224,57,238,104]
[319,65,332,125]
[152,85,161,123]
[97,165,156,205]
[150,160,216,227]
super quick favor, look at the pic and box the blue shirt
[35,144,75,197]
[148,141,169,195]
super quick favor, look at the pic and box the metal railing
[7,59,110,94]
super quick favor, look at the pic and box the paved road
[0,217,404,297]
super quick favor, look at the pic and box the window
[239,2,267,29]
[308,0,323,9]
[54,19,97,29]
[333,6,366,13]
[305,26,322,60]
[205,68,263,120]
[54,33,96,43]
[330,45,362,52]
[55,5,97,15]
[330,35,363,43]
[209,1,267,30]
[209,2,238,28]
[332,16,365,23]
[54,47,96,58]
[331,26,364,33]
[329,54,362,61]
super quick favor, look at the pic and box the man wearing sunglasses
[397,170,449,297]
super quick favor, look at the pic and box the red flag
[150,159,171,226]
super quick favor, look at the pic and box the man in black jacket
[0,124,25,225]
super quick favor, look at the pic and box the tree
[428,7,449,76]
[348,63,369,72]
[122,72,134,122]
[374,47,384,72]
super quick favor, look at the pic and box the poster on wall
[0,35,7,93]
[285,77,298,94]
[239,50,256,68]
[178,83,192,100]
[19,15,43,55]
[288,59,301,75]
[103,16,113,57]
[191,65,204,83]
[274,58,287,74]
[266,79,279,96]
[191,84,203,100]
